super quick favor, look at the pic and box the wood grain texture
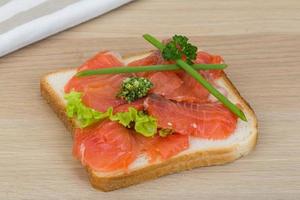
[0,0,300,199]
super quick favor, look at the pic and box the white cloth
[0,0,133,57]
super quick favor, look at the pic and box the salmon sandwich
[41,34,257,191]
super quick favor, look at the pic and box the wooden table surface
[0,0,300,199]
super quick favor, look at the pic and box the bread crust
[40,69,77,134]
[40,54,258,192]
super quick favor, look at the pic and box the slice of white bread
[40,52,258,191]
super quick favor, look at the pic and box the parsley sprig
[163,35,198,65]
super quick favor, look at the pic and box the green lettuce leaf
[110,107,157,137]
[64,92,158,137]
[64,91,112,128]
[134,113,157,137]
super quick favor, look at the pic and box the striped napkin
[0,0,133,57]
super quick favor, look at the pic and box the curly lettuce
[110,107,157,137]
[64,91,157,137]
[64,91,112,128]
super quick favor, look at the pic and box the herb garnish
[163,35,197,65]
[117,77,153,102]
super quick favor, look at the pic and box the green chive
[143,34,247,121]
[76,63,227,77]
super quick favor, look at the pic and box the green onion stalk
[76,63,227,77]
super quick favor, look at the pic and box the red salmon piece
[65,51,126,93]
[148,71,183,97]
[81,83,126,112]
[64,51,128,112]
[73,121,139,171]
[196,51,224,79]
[166,51,225,103]
[65,75,107,93]
[114,98,145,113]
[165,72,210,103]
[78,51,124,71]
[127,51,165,78]
[145,94,237,140]
[127,51,184,98]
[134,133,189,162]
[127,51,163,66]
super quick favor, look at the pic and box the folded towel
[0,0,133,57]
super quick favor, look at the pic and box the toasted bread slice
[40,52,258,191]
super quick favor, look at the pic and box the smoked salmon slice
[73,120,139,171]
[127,51,163,67]
[65,51,126,93]
[134,133,189,162]
[127,51,183,96]
[64,51,128,112]
[73,120,189,170]
[78,51,124,71]
[114,98,145,113]
[196,51,224,79]
[148,71,183,97]
[165,52,224,103]
[165,71,210,103]
[81,83,126,112]
[145,94,237,140]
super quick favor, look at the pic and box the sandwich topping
[64,35,240,172]
[117,77,153,102]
